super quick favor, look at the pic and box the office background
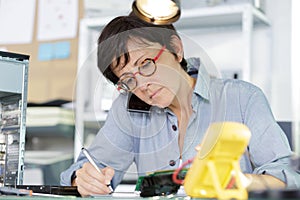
[0,0,299,185]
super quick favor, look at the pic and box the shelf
[24,151,73,165]
[80,3,270,31]
[26,107,75,137]
[26,125,75,138]
[83,111,108,122]
[81,3,270,30]
[26,107,75,127]
[174,3,270,29]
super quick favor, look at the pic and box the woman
[60,15,300,196]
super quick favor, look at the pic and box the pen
[81,147,114,193]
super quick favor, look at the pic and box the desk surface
[0,196,300,200]
[1,191,300,200]
[1,186,300,199]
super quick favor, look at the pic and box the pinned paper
[37,0,78,41]
[0,0,36,44]
[54,41,70,59]
[38,41,71,61]
[38,43,54,61]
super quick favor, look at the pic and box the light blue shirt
[61,58,300,189]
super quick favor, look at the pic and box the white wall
[291,0,300,154]
[265,0,292,121]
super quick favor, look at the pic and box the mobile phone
[127,93,151,113]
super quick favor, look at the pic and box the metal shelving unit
[174,3,270,82]
[74,3,271,160]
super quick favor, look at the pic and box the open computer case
[0,51,29,186]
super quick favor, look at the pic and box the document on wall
[0,0,36,44]
[37,0,78,41]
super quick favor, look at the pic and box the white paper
[0,0,36,44]
[37,0,78,41]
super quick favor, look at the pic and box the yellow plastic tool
[184,122,251,199]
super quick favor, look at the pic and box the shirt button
[169,160,176,166]
[172,125,177,131]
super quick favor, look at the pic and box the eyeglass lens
[119,59,156,91]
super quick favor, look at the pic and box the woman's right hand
[72,162,115,197]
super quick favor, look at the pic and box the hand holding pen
[74,147,114,197]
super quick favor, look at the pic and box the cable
[172,157,194,185]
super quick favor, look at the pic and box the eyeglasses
[116,45,166,93]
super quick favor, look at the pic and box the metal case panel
[0,51,29,186]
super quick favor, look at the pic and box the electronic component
[135,169,186,197]
[0,51,29,186]
[16,185,80,197]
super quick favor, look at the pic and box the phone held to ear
[127,93,151,113]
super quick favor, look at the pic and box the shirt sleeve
[60,95,135,188]
[241,84,300,189]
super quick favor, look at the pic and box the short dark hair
[97,15,187,84]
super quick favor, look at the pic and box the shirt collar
[186,57,210,101]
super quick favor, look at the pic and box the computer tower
[0,51,29,186]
